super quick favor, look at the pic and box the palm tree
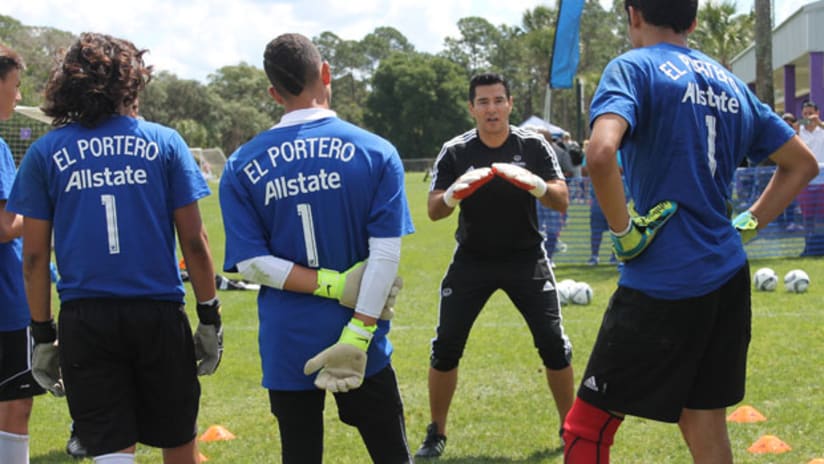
[690,0,754,70]
[754,0,774,108]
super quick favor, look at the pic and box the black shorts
[578,263,751,423]
[269,365,411,464]
[0,327,46,401]
[430,246,572,371]
[59,298,200,456]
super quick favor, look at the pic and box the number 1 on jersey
[100,194,121,255]
[705,114,717,177]
[297,203,319,267]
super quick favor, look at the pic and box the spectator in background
[581,149,624,266]
[0,43,46,464]
[775,113,802,231]
[798,100,824,255]
[535,128,573,266]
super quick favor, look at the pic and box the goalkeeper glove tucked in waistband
[610,200,678,262]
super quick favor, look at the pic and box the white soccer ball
[752,267,778,292]
[556,279,575,306]
[569,282,593,305]
[783,269,810,293]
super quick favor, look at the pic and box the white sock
[94,453,136,464]
[0,430,29,464]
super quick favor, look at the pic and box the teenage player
[0,43,45,464]
[562,1,819,463]
[7,33,222,464]
[219,33,414,463]
[416,72,574,458]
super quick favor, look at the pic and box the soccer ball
[556,279,576,306]
[783,269,810,293]
[569,282,593,305]
[752,267,778,292]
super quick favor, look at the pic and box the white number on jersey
[100,194,121,254]
[297,203,319,267]
[705,114,718,177]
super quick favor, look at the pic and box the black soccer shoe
[65,431,88,459]
[415,423,447,458]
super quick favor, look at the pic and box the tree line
[0,1,754,159]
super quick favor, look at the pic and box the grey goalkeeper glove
[378,276,403,321]
[30,319,65,397]
[303,318,376,392]
[315,261,365,308]
[193,299,223,376]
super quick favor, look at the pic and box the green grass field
[29,175,824,463]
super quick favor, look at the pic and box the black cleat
[66,432,88,459]
[415,423,447,458]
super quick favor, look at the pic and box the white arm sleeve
[355,237,401,319]
[236,255,295,290]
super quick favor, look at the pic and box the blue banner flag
[549,0,585,89]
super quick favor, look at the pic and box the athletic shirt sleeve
[7,140,52,220]
[168,131,211,209]
[0,139,15,200]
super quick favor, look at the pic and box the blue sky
[3,0,810,82]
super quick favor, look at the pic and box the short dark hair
[0,44,25,80]
[263,33,322,97]
[469,72,510,103]
[802,100,819,111]
[42,33,152,127]
[624,0,697,34]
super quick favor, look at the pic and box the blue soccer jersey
[590,43,795,298]
[7,116,209,303]
[0,138,29,331]
[220,109,414,391]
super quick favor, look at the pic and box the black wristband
[30,319,57,344]
[196,299,222,326]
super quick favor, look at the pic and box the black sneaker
[66,432,88,459]
[415,423,447,458]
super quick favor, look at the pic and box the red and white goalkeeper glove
[491,163,547,198]
[443,167,494,207]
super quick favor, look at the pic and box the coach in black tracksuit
[414,72,575,459]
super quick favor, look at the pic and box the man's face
[0,67,21,121]
[801,105,819,124]
[469,83,512,137]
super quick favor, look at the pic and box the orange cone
[747,435,791,454]
[807,460,824,464]
[199,425,236,442]
[727,405,767,423]
[198,452,209,462]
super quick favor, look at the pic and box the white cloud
[2,0,809,82]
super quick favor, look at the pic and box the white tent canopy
[518,115,566,137]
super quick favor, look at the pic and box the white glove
[303,318,376,392]
[379,276,403,321]
[443,167,495,207]
[194,300,223,376]
[491,163,548,198]
[30,320,65,396]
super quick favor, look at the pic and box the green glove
[314,261,365,308]
[30,320,65,397]
[610,200,678,262]
[732,210,759,243]
[303,318,377,392]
